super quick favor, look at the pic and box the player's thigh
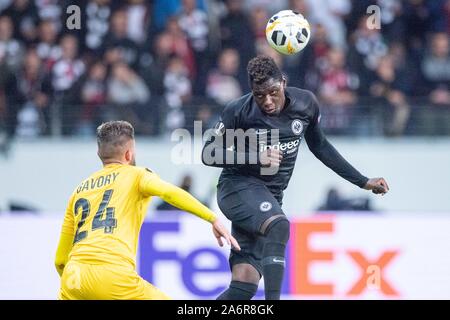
[217,181,283,235]
[218,181,284,275]
[60,261,120,300]
[136,277,171,300]
[60,262,169,300]
[107,267,171,300]
[59,260,86,300]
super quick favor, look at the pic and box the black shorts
[217,176,285,275]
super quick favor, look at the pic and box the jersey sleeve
[54,194,75,276]
[201,101,259,168]
[304,92,369,188]
[139,169,216,223]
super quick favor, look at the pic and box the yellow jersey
[56,164,216,271]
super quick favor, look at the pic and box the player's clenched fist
[363,177,390,195]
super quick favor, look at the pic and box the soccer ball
[265,9,311,55]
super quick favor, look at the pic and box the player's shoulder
[286,87,319,113]
[223,92,253,115]
[123,166,159,189]
[133,166,157,177]
[286,87,317,104]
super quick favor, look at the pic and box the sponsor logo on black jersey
[259,138,300,153]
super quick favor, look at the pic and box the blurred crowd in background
[0,0,449,142]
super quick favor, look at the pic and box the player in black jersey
[201,56,389,300]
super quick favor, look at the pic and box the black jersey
[202,87,368,202]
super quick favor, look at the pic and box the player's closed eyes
[256,90,279,99]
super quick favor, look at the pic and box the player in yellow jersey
[54,120,240,300]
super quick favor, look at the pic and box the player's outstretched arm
[140,172,240,250]
[157,181,241,250]
[305,124,370,188]
[304,93,378,189]
[306,124,390,195]
[55,233,73,276]
[55,199,75,276]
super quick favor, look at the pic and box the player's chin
[264,108,279,115]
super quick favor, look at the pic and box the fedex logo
[287,220,400,297]
[139,219,400,298]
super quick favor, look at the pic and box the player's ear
[124,149,131,163]
[124,139,135,163]
[281,76,287,88]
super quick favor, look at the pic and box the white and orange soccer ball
[265,9,311,55]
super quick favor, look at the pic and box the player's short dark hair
[97,121,134,161]
[247,55,283,87]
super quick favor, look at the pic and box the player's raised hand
[364,177,389,195]
[259,149,283,167]
[212,219,241,251]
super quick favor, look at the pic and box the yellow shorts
[59,260,170,300]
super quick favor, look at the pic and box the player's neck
[103,160,126,166]
[280,94,291,113]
